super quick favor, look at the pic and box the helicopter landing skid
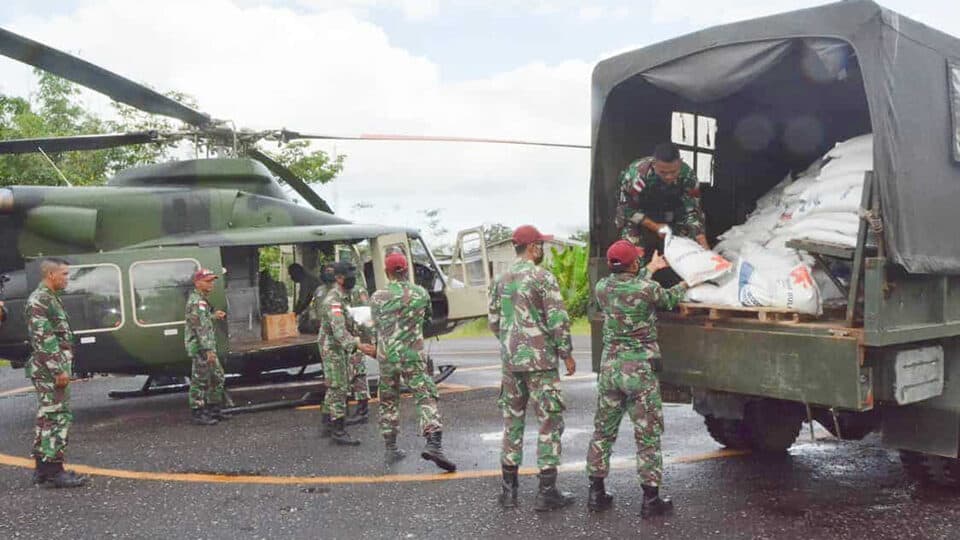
[107,369,325,400]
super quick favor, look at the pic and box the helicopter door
[445,227,490,320]
[369,233,414,291]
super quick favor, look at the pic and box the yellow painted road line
[0,448,748,486]
[0,385,35,398]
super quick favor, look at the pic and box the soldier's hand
[54,372,70,389]
[358,343,376,357]
[645,250,669,274]
[696,234,709,249]
[563,356,576,376]
[206,351,218,365]
[214,310,226,320]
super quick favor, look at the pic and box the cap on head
[512,225,554,246]
[192,268,219,282]
[606,240,645,270]
[384,252,409,274]
[332,261,356,277]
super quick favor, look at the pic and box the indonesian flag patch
[331,303,343,316]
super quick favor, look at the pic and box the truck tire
[704,415,751,450]
[900,450,960,488]
[742,399,803,453]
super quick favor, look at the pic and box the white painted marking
[164,328,178,336]
[80,336,96,344]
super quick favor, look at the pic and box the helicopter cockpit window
[61,264,123,333]
[130,259,200,326]
[410,237,444,292]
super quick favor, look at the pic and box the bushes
[549,245,590,319]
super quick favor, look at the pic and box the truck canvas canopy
[591,0,960,274]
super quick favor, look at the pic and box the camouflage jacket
[318,286,361,354]
[370,280,432,365]
[488,258,573,372]
[24,283,74,380]
[184,289,218,357]
[615,157,705,240]
[308,284,330,321]
[294,273,321,315]
[594,271,685,364]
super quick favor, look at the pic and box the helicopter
[0,26,587,400]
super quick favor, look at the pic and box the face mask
[533,245,545,266]
[342,276,357,290]
[320,271,335,285]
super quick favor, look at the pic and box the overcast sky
[0,0,955,247]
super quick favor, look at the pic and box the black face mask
[320,271,335,285]
[342,276,357,291]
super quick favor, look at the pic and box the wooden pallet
[677,303,811,323]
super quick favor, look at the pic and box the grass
[441,317,591,340]
[0,359,9,367]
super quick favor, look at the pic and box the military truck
[589,0,960,486]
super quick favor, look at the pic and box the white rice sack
[778,213,860,237]
[756,173,793,210]
[685,273,740,305]
[664,231,734,287]
[767,229,858,249]
[347,306,372,325]
[793,184,862,218]
[813,268,846,301]
[736,245,822,315]
[783,174,820,197]
[817,155,872,179]
[825,133,873,160]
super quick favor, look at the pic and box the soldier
[616,142,708,250]
[184,268,228,426]
[319,261,376,445]
[370,253,455,471]
[288,263,322,317]
[488,225,576,512]
[585,240,687,518]
[344,278,372,425]
[25,257,89,488]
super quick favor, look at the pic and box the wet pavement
[1,336,960,539]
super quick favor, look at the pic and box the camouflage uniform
[184,289,225,410]
[370,279,441,438]
[586,270,685,487]
[25,284,75,464]
[318,286,362,420]
[345,287,372,402]
[488,258,573,470]
[615,157,705,245]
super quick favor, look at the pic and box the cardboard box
[262,313,299,341]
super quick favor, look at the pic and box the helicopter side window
[130,259,200,326]
[61,264,124,333]
[410,237,444,292]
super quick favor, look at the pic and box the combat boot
[345,399,369,425]
[421,431,456,472]
[208,405,229,421]
[498,464,519,509]
[330,417,361,446]
[533,467,575,512]
[384,434,406,465]
[640,484,674,519]
[42,462,89,489]
[320,414,332,438]
[587,476,614,511]
[191,408,218,426]
[31,457,46,485]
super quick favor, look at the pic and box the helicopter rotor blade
[276,130,590,150]
[0,27,211,128]
[245,147,334,214]
[0,131,168,155]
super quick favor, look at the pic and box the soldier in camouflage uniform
[25,257,89,488]
[615,142,708,250]
[344,282,373,425]
[319,261,376,445]
[370,253,455,470]
[585,240,687,518]
[184,268,228,426]
[488,225,577,512]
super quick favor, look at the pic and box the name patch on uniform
[331,302,343,316]
[199,300,208,311]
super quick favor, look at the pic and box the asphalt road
[1,336,960,539]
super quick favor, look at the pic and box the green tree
[569,229,589,243]
[484,223,513,244]
[262,140,345,184]
[549,245,589,319]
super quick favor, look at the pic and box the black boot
[208,405,229,421]
[345,399,369,425]
[42,462,89,489]
[498,464,519,509]
[421,431,456,472]
[533,467,575,512]
[330,417,361,446]
[384,434,406,465]
[191,408,218,426]
[640,484,674,519]
[31,457,46,485]
[320,413,332,438]
[587,476,614,511]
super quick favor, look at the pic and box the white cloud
[0,0,591,247]
[295,0,440,21]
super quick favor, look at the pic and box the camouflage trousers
[349,351,371,401]
[323,348,350,420]
[378,357,441,439]
[32,379,73,463]
[585,358,664,486]
[499,368,565,470]
[188,354,226,410]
